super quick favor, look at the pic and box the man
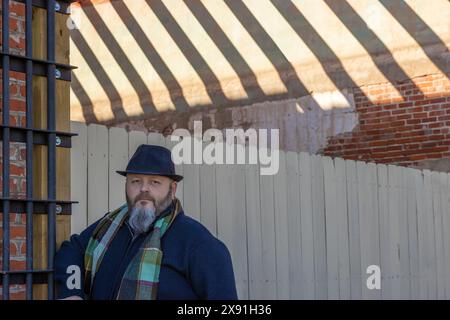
[55,144,238,300]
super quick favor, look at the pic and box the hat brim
[116,170,183,182]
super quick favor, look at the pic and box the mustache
[134,193,155,204]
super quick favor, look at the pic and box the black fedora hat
[116,144,183,182]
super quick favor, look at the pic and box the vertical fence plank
[70,122,88,234]
[432,171,445,299]
[183,162,201,221]
[181,136,201,221]
[108,127,128,211]
[259,166,277,299]
[405,167,419,300]
[311,154,327,299]
[417,170,437,299]
[245,146,263,299]
[147,131,166,147]
[199,140,217,236]
[444,173,450,299]
[216,162,248,299]
[424,170,437,299]
[334,158,350,299]
[299,152,315,299]
[164,135,184,207]
[87,124,109,225]
[323,156,339,299]
[346,159,361,299]
[286,151,302,299]
[357,162,381,299]
[398,167,411,299]
[128,130,147,158]
[378,164,390,299]
[387,165,402,299]
[273,151,290,299]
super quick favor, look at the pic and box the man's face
[125,174,177,235]
[125,174,176,214]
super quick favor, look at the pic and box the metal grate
[1,0,76,300]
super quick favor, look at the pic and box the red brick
[398,102,414,108]
[409,94,426,101]
[421,117,437,123]
[413,113,427,119]
[396,114,412,120]
[438,115,450,121]
[390,120,405,127]
[406,119,421,125]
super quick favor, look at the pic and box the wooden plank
[416,170,437,299]
[182,163,201,221]
[298,152,315,299]
[128,130,147,158]
[216,162,248,299]
[345,159,361,299]
[432,171,445,299]
[322,156,339,299]
[357,161,380,299]
[273,151,290,299]
[147,132,166,147]
[444,173,450,299]
[387,165,402,299]
[182,136,201,221]
[70,122,88,234]
[423,170,437,299]
[245,147,263,299]
[199,140,217,236]
[31,6,48,300]
[405,167,419,300]
[334,158,350,299]
[108,127,128,211]
[259,165,277,299]
[377,164,389,299]
[311,154,327,299]
[164,135,184,205]
[87,124,109,225]
[285,151,302,299]
[55,12,71,254]
[398,167,411,299]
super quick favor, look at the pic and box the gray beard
[128,206,155,236]
[127,189,173,236]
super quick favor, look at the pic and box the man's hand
[59,295,83,300]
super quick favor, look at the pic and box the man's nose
[140,182,151,192]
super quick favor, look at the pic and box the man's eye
[152,181,160,185]
[131,180,140,184]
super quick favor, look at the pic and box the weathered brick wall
[0,0,27,300]
[322,73,450,168]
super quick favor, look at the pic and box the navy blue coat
[54,204,238,300]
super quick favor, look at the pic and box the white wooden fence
[70,121,450,300]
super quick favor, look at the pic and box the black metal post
[46,0,56,300]
[25,0,34,300]
[2,0,11,301]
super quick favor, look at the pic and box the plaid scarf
[84,198,182,300]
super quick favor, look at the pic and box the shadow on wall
[70,0,449,129]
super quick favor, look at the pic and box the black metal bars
[25,0,33,299]
[46,0,57,300]
[0,52,76,82]
[2,0,11,302]
[1,0,75,300]
[13,0,73,14]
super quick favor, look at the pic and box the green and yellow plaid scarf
[84,198,182,300]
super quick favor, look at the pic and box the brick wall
[322,73,450,167]
[0,0,27,300]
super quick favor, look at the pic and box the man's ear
[171,181,177,198]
